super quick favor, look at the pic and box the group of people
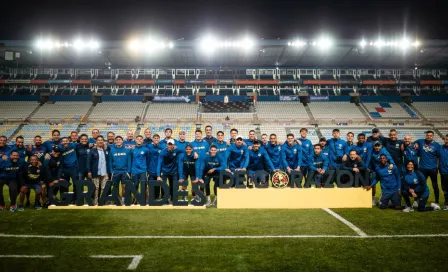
[0,125,447,212]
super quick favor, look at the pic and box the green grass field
[1,178,448,272]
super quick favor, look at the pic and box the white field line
[90,255,143,270]
[1,233,448,239]
[0,255,54,258]
[322,208,368,237]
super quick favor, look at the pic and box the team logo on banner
[271,171,289,188]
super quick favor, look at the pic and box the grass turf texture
[1,177,447,271]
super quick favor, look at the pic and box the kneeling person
[19,155,46,210]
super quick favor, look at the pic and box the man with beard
[76,134,90,181]
[18,155,46,210]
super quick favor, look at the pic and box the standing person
[88,129,100,147]
[178,144,200,201]
[367,128,386,143]
[109,136,131,204]
[214,131,228,157]
[106,132,116,146]
[383,129,404,173]
[364,154,401,210]
[224,135,249,173]
[130,135,149,204]
[403,135,419,170]
[308,144,329,187]
[203,125,217,145]
[243,130,257,148]
[198,145,226,207]
[43,146,63,206]
[0,136,11,156]
[439,134,448,211]
[27,135,47,164]
[264,134,284,171]
[18,155,46,210]
[247,140,276,188]
[297,128,313,182]
[157,139,182,204]
[70,131,79,143]
[58,137,79,201]
[261,134,268,146]
[281,133,303,182]
[87,136,110,205]
[147,134,165,200]
[326,129,348,173]
[160,128,174,146]
[76,134,90,181]
[43,129,61,152]
[415,131,441,206]
[402,161,440,212]
[319,138,330,157]
[227,128,239,145]
[11,136,27,164]
[176,130,189,151]
[355,133,373,166]
[346,132,357,153]
[143,129,153,146]
[124,130,136,149]
[0,151,22,212]
[191,130,209,158]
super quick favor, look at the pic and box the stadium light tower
[200,36,218,54]
[316,37,333,50]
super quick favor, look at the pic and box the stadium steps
[433,128,445,140]
[26,103,43,121]
[135,124,142,136]
[303,104,315,122]
[84,103,96,121]
[7,124,25,142]
[405,103,426,120]
[356,104,372,120]
[142,102,150,122]
[315,126,323,139]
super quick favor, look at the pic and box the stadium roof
[1,39,448,68]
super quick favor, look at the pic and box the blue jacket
[176,140,190,152]
[415,139,441,170]
[403,170,429,198]
[0,158,22,180]
[198,154,226,179]
[43,139,61,153]
[44,155,61,181]
[190,139,210,157]
[109,145,131,174]
[243,138,257,147]
[147,143,164,175]
[309,153,329,171]
[372,165,401,193]
[297,138,313,167]
[440,144,448,175]
[0,145,11,156]
[322,145,330,158]
[355,141,373,166]
[60,143,79,170]
[281,143,302,169]
[123,140,136,150]
[203,136,217,145]
[383,138,404,167]
[178,152,201,179]
[347,142,357,153]
[143,138,153,146]
[247,148,275,173]
[131,145,150,175]
[76,144,90,174]
[369,147,395,170]
[88,138,97,145]
[264,143,284,169]
[10,146,27,164]
[87,148,111,178]
[326,138,349,167]
[224,144,249,170]
[341,159,366,171]
[403,144,419,169]
[213,141,228,158]
[157,148,182,176]
[29,145,47,163]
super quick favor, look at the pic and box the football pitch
[1,185,448,271]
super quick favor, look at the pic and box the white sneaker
[211,198,217,206]
[431,203,441,211]
[205,199,212,207]
[412,201,418,209]
[402,206,414,212]
[372,198,377,206]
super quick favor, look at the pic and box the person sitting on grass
[402,161,440,212]
[364,154,401,210]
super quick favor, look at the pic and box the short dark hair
[15,136,24,141]
[10,150,19,155]
[426,130,434,135]
[210,145,217,149]
[332,129,340,133]
[347,132,354,137]
[96,135,104,141]
[34,135,42,139]
[136,135,143,139]
[0,135,6,140]
[269,134,277,138]
[349,149,358,155]
[79,134,88,139]
[115,136,123,140]
[358,133,366,138]
[52,129,60,135]
[287,133,294,138]
[249,130,256,134]
[230,128,238,133]
[165,128,172,133]
[313,144,321,148]
[261,134,267,137]
[107,131,115,136]
[92,129,100,133]
[205,125,212,130]
[300,128,308,133]
[195,129,203,134]
[70,131,78,135]
[153,134,160,139]
[389,129,397,133]
[61,137,69,141]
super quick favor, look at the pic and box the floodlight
[359,40,367,47]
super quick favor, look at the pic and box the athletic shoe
[25,200,30,208]
[372,198,377,206]
[431,203,441,211]
[34,204,42,210]
[211,199,217,206]
[402,206,414,212]
[442,205,448,211]
[17,205,24,212]
[412,201,418,209]
[9,206,17,212]
[205,199,212,207]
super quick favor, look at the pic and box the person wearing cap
[203,125,217,145]
[243,130,258,149]
[326,129,348,176]
[130,135,150,204]
[0,151,23,212]
[281,133,303,182]
[414,130,441,208]
[214,131,228,157]
[43,145,63,206]
[308,144,329,187]
[157,138,182,204]
[87,135,111,206]
[247,140,277,188]
[178,144,201,202]
[297,128,313,181]
[58,137,79,202]
[109,135,131,204]
[191,129,210,158]
[224,135,249,173]
[364,154,401,210]
[176,130,190,151]
[355,133,373,166]
[369,140,395,206]
[198,145,226,206]
[319,137,329,157]
[264,134,284,170]
[143,128,153,146]
[147,134,165,200]
[367,128,386,144]
[123,130,136,149]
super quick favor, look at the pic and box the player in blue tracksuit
[76,134,90,181]
[403,136,419,170]
[214,131,228,158]
[178,144,201,201]
[58,137,79,201]
[346,132,357,153]
[43,146,63,206]
[247,140,276,188]
[341,150,367,187]
[369,141,395,205]
[43,129,61,153]
[160,128,174,146]
[87,128,100,147]
[10,136,27,164]
[326,129,349,170]
[224,135,249,172]
[402,161,439,212]
[198,145,226,206]
[124,130,136,149]
[0,151,22,211]
[27,135,47,163]
[176,130,189,151]
[0,136,11,158]
[297,128,313,180]
[130,136,149,194]
[147,134,166,199]
[355,134,373,166]
[415,131,441,205]
[243,130,258,148]
[439,134,448,210]
[365,154,401,210]
[319,138,330,157]
[109,136,131,204]
[203,125,217,145]
[265,134,284,170]
[157,139,182,203]
[281,133,303,182]
[383,129,404,173]
[190,129,210,157]
[367,128,386,144]
[143,129,152,146]
[308,144,329,187]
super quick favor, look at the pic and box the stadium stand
[308,102,365,121]
[144,103,198,122]
[201,113,254,123]
[89,102,147,122]
[377,127,444,143]
[0,124,19,139]
[78,123,138,139]
[32,102,92,121]
[289,127,319,143]
[14,124,79,144]
[363,102,413,119]
[0,101,39,121]
[320,126,372,142]
[412,102,448,120]
[256,102,308,122]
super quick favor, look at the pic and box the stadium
[1,11,448,272]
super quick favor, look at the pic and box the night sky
[0,0,446,40]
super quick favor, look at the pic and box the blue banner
[48,80,72,84]
[442,80,448,85]
[185,80,205,84]
[310,96,329,101]
[155,80,174,85]
[279,80,301,84]
[280,96,298,101]
[153,96,191,102]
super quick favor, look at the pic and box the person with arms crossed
[76,134,90,181]
[87,135,111,205]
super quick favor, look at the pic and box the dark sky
[1,0,446,40]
